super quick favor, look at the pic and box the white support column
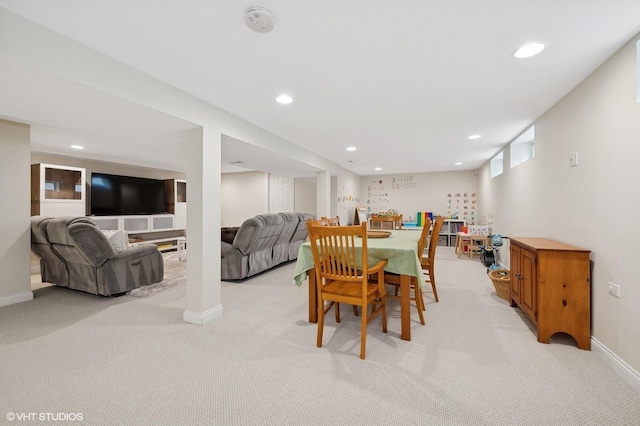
[316,171,331,219]
[0,119,32,307]
[183,126,223,324]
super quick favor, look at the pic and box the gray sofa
[30,216,164,296]
[221,212,315,280]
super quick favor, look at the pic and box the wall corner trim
[0,291,34,308]
[183,305,224,325]
[592,337,640,395]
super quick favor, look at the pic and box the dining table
[293,229,424,341]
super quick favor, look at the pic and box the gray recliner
[273,212,300,265]
[42,217,164,296]
[221,214,285,280]
[288,213,314,261]
[30,216,69,286]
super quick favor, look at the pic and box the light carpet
[434,245,459,260]
[3,247,639,425]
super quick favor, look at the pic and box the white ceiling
[1,1,639,177]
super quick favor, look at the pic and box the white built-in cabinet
[31,163,86,216]
[165,179,187,230]
[91,215,177,233]
[91,214,184,251]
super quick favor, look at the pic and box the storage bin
[488,269,511,300]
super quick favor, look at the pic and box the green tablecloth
[293,229,424,286]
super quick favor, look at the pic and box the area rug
[128,252,186,297]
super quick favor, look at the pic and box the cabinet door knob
[562,300,567,306]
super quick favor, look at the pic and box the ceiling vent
[245,6,274,33]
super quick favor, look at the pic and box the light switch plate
[569,151,578,167]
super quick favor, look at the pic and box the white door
[269,174,294,213]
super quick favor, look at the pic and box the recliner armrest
[111,244,160,262]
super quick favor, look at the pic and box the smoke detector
[245,6,274,33]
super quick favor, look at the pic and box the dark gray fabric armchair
[37,217,164,296]
[288,213,315,261]
[221,214,284,280]
[221,213,315,280]
[273,212,299,265]
[30,216,69,287]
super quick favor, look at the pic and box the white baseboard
[592,337,640,394]
[0,291,34,307]
[183,304,224,325]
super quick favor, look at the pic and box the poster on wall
[365,175,416,214]
[446,191,477,224]
[362,173,479,225]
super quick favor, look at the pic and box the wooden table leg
[400,273,411,341]
[308,268,317,323]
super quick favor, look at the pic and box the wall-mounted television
[90,173,166,216]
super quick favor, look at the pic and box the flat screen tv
[90,173,166,216]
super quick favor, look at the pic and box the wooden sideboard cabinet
[509,237,591,350]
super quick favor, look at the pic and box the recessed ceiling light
[455,162,463,166]
[70,145,84,150]
[347,146,357,151]
[276,94,293,104]
[374,167,382,171]
[514,42,546,59]
[468,134,482,140]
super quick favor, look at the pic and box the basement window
[490,151,504,178]
[510,126,535,168]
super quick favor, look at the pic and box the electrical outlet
[569,151,578,167]
[607,282,621,298]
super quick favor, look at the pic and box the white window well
[490,151,504,178]
[510,126,535,168]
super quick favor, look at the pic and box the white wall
[221,172,268,227]
[0,120,31,306]
[337,171,362,225]
[360,171,480,224]
[294,178,316,216]
[479,34,640,380]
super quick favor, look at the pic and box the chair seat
[323,280,379,300]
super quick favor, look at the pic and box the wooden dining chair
[384,218,432,325]
[308,218,328,227]
[421,215,445,303]
[321,216,340,226]
[370,214,402,230]
[306,218,358,319]
[308,223,388,360]
[306,218,339,322]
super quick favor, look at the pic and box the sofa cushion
[102,230,130,252]
[221,227,239,244]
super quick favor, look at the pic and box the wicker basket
[488,269,511,300]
